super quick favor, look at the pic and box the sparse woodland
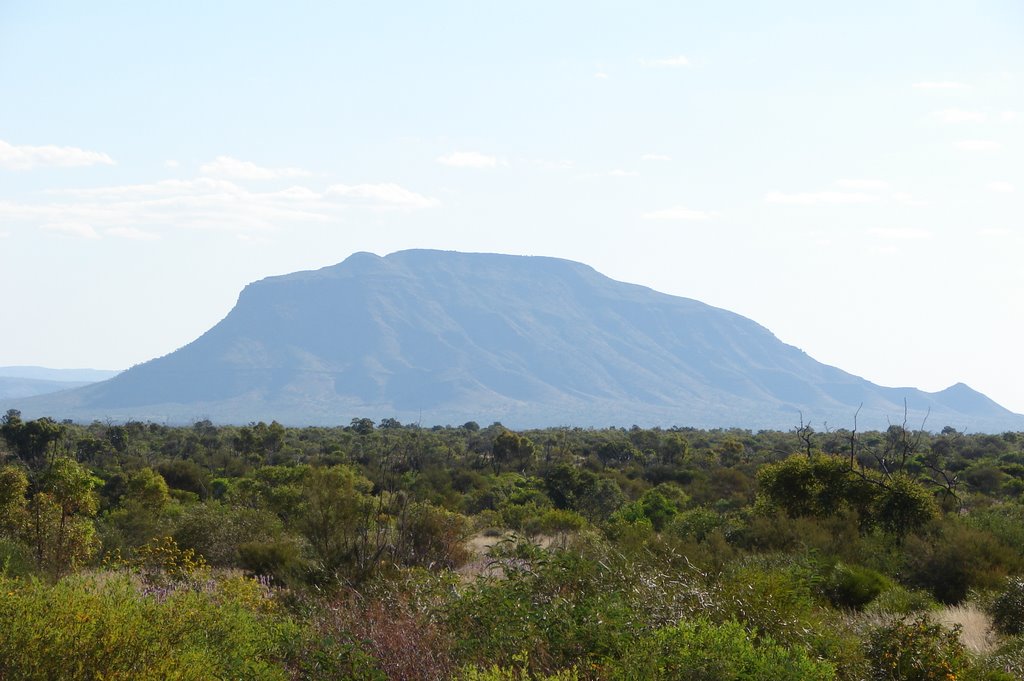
[2,408,1024,679]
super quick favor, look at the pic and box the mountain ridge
[6,250,1022,432]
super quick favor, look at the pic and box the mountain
[6,250,1022,431]
[0,367,121,400]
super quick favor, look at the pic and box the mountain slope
[7,250,1022,431]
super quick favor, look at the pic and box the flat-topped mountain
[8,250,1022,431]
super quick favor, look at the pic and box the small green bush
[988,577,1024,636]
[901,519,1018,604]
[864,584,937,616]
[866,616,968,681]
[0,539,34,578]
[980,635,1024,680]
[608,617,835,680]
[238,539,307,586]
[823,563,889,611]
[458,653,579,680]
[0,573,299,680]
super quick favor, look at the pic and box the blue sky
[2,1,1022,417]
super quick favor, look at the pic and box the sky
[1,1,1022,415]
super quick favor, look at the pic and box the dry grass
[845,601,998,656]
[932,603,997,654]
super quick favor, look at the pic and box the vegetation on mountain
[2,408,1024,678]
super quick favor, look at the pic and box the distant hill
[0,367,121,400]
[6,250,1022,431]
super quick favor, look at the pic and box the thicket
[2,409,1024,679]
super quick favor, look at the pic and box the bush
[0,573,300,680]
[713,558,822,647]
[901,519,1018,604]
[311,568,460,681]
[459,653,579,680]
[823,563,889,611]
[988,577,1024,636]
[866,616,968,681]
[608,618,836,681]
[864,585,937,617]
[981,635,1024,680]
[0,538,34,578]
[238,539,307,586]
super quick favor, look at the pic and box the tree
[297,465,385,581]
[101,468,175,551]
[0,465,28,538]
[492,430,536,473]
[26,457,101,578]
[1,412,65,467]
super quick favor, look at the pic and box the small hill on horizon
[0,367,122,400]
[6,250,1022,432]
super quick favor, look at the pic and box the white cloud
[164,159,180,169]
[607,169,639,177]
[41,222,100,239]
[1,176,438,237]
[529,158,574,170]
[987,181,1015,193]
[1000,111,1019,122]
[325,183,440,209]
[0,140,114,170]
[912,81,968,91]
[106,226,160,240]
[436,151,500,168]
[955,139,1001,151]
[199,155,311,180]
[641,153,672,161]
[267,186,323,201]
[979,227,1013,237]
[641,55,690,68]
[931,109,987,123]
[642,206,717,221]
[594,71,609,79]
[869,227,932,240]
[836,179,889,190]
[890,192,927,206]
[765,191,878,205]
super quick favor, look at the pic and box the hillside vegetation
[3,409,1024,679]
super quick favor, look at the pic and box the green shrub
[988,577,1024,636]
[238,539,307,586]
[713,558,822,647]
[901,519,1018,604]
[0,538,34,578]
[0,573,299,680]
[608,618,835,680]
[666,506,735,543]
[980,635,1024,680]
[459,655,580,680]
[864,584,937,616]
[823,563,889,611]
[866,616,968,681]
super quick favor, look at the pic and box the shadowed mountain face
[8,250,1023,431]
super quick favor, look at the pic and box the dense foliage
[2,409,1024,678]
